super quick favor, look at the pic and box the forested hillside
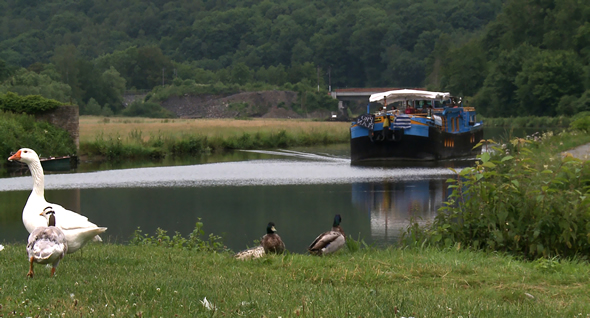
[1,0,588,118]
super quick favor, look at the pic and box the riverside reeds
[79,116,350,159]
[481,116,572,128]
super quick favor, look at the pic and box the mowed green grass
[1,243,589,317]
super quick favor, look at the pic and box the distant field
[79,116,351,143]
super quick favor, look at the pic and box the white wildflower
[0,244,4,251]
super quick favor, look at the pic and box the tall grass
[481,116,572,128]
[79,117,350,159]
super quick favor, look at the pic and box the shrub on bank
[0,92,64,114]
[0,110,76,160]
[570,113,590,132]
[121,100,175,118]
[404,131,590,259]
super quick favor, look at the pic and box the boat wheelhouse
[350,89,483,163]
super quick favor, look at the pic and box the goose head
[40,207,57,227]
[8,148,40,165]
[266,222,277,234]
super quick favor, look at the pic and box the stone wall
[34,105,79,151]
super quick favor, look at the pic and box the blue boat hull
[350,125,483,163]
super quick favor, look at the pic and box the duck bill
[7,150,21,162]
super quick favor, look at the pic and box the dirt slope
[160,90,303,118]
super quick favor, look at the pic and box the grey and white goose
[26,207,68,277]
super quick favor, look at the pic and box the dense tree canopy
[1,0,589,117]
[0,0,502,88]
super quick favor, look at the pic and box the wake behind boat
[350,89,484,163]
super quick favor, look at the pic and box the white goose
[8,148,107,254]
[26,207,68,277]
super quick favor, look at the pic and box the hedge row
[0,92,64,115]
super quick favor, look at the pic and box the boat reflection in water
[352,178,451,246]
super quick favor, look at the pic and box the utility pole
[316,65,320,92]
[328,66,331,92]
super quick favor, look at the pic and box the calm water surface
[0,128,541,253]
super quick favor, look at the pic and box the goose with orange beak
[9,148,107,254]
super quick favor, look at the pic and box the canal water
[0,127,550,253]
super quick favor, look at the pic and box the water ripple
[0,160,457,191]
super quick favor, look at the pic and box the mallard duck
[261,222,285,254]
[235,222,285,260]
[308,214,346,255]
[8,148,107,254]
[26,207,68,277]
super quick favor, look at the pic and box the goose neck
[28,160,45,198]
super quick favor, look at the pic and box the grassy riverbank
[79,116,351,159]
[1,243,589,317]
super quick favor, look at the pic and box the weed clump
[404,131,590,260]
[130,218,229,252]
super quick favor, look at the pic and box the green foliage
[0,58,12,82]
[82,132,166,160]
[403,133,590,259]
[80,127,349,161]
[0,0,504,93]
[130,219,228,252]
[440,40,488,97]
[345,233,370,253]
[481,116,571,128]
[84,98,101,115]
[0,68,72,103]
[16,0,590,117]
[0,92,64,114]
[121,100,175,118]
[0,110,76,159]
[95,46,173,90]
[515,50,584,116]
[100,104,114,117]
[290,84,338,115]
[570,114,590,132]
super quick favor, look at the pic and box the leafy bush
[0,92,64,114]
[570,114,590,132]
[0,110,76,159]
[121,100,175,118]
[130,219,228,252]
[84,98,101,115]
[404,135,590,259]
[101,104,114,117]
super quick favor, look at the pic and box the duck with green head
[261,222,285,254]
[235,222,285,260]
[308,214,346,256]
